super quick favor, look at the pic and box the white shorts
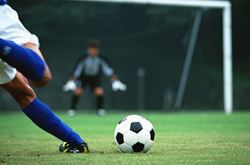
[0,4,40,84]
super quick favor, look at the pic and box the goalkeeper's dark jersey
[72,51,115,79]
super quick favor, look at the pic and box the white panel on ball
[137,129,150,144]
[124,131,138,146]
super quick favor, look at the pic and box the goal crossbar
[69,0,233,114]
[76,0,230,8]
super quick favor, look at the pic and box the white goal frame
[71,0,233,114]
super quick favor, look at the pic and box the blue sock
[0,38,45,80]
[22,98,83,147]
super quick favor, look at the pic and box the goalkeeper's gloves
[62,80,76,92]
[111,79,127,91]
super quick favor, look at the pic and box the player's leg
[68,77,86,116]
[94,87,104,109]
[94,87,105,116]
[0,4,51,87]
[0,38,50,86]
[68,86,84,116]
[92,76,105,115]
[22,42,52,88]
[72,86,84,109]
[0,72,88,153]
[0,71,36,108]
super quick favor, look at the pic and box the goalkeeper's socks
[70,95,80,110]
[22,98,83,148]
[0,38,45,80]
[96,96,104,109]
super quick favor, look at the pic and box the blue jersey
[0,0,7,5]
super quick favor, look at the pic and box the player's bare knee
[28,65,52,88]
[29,75,52,88]
[74,87,83,96]
[95,88,103,96]
[22,43,52,88]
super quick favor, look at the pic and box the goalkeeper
[64,39,126,116]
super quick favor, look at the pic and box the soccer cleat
[67,109,76,116]
[59,142,89,153]
[97,109,106,116]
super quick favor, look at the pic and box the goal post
[70,0,233,114]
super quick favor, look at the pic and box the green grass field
[0,111,249,165]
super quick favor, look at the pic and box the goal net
[73,0,232,114]
[0,0,232,113]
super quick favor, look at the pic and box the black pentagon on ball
[132,142,144,152]
[130,122,143,133]
[116,132,124,145]
[150,128,155,141]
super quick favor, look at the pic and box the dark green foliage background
[0,0,249,111]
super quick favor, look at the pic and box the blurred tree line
[1,0,250,111]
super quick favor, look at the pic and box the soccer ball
[114,115,155,153]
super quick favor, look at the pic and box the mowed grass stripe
[0,111,249,164]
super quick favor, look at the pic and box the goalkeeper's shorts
[77,75,101,91]
[0,4,40,84]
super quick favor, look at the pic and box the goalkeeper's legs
[70,95,81,110]
[68,87,84,116]
[94,87,105,116]
[96,96,104,110]
[0,71,86,150]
